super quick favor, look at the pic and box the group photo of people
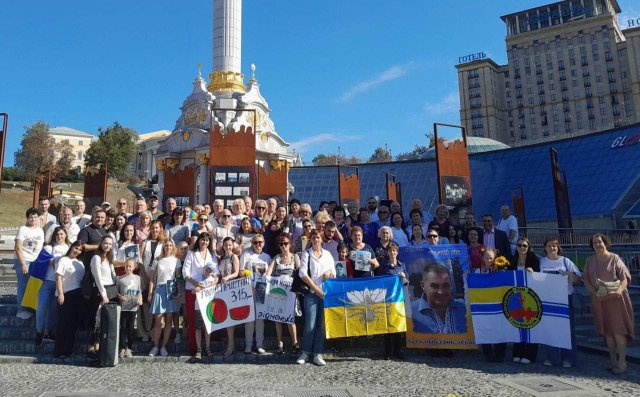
[12,193,635,374]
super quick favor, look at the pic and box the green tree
[85,122,137,178]
[367,146,392,163]
[15,121,75,181]
[311,153,361,166]
[395,144,431,161]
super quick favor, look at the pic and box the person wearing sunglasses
[212,210,239,255]
[509,237,540,365]
[190,212,213,247]
[266,234,300,354]
[240,235,271,354]
[425,228,450,245]
[251,200,269,234]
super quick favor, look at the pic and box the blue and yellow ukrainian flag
[467,270,571,349]
[323,275,406,339]
[21,249,52,311]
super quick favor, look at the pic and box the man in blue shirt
[410,263,467,334]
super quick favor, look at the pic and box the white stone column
[213,0,242,73]
[197,154,209,204]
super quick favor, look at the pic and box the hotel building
[457,0,640,145]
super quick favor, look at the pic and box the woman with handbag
[539,238,581,368]
[88,235,118,356]
[147,239,181,356]
[296,230,335,366]
[583,233,634,375]
[266,234,300,354]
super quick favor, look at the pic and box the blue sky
[1,0,638,166]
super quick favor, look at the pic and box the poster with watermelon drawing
[196,276,255,333]
[254,276,297,324]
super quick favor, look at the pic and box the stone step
[0,303,17,315]
[0,313,35,327]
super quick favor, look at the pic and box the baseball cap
[101,201,111,207]
[149,195,159,201]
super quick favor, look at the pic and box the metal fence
[521,227,640,246]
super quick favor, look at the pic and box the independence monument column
[208,0,245,94]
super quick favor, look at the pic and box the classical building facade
[154,0,298,207]
[48,127,96,172]
[457,0,640,146]
[130,130,171,181]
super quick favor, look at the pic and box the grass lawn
[0,179,140,228]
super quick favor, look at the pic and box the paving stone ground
[0,350,638,397]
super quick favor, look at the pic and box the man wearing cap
[148,195,164,221]
[101,201,111,211]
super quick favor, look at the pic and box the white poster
[196,277,255,333]
[254,276,296,324]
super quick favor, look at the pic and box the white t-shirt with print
[15,226,45,262]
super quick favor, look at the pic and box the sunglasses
[256,207,266,210]
[279,242,289,247]
[253,241,265,245]
[198,218,207,222]
[222,215,231,218]
[427,234,439,238]
[517,243,529,248]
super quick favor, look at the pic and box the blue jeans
[14,259,31,314]
[302,293,325,355]
[36,280,58,333]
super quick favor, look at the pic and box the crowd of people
[12,194,635,373]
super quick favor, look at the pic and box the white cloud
[289,133,363,153]
[424,92,460,115]
[338,64,410,103]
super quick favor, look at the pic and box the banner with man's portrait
[399,244,476,349]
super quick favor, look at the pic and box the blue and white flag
[467,270,571,349]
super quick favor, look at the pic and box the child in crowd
[193,263,219,360]
[336,243,353,278]
[173,241,189,344]
[117,259,142,358]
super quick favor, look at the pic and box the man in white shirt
[496,205,519,256]
[367,196,380,223]
[71,199,91,229]
[45,207,80,243]
[38,197,58,236]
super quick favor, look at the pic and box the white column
[213,0,242,73]
[199,164,209,204]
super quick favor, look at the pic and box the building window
[77,152,83,160]
[78,140,83,146]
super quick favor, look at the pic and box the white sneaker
[296,352,309,364]
[520,358,531,364]
[148,346,159,357]
[256,347,267,355]
[125,348,133,358]
[543,360,552,366]
[16,311,31,320]
[160,347,168,357]
[119,349,126,358]
[313,354,326,366]
[513,357,521,363]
